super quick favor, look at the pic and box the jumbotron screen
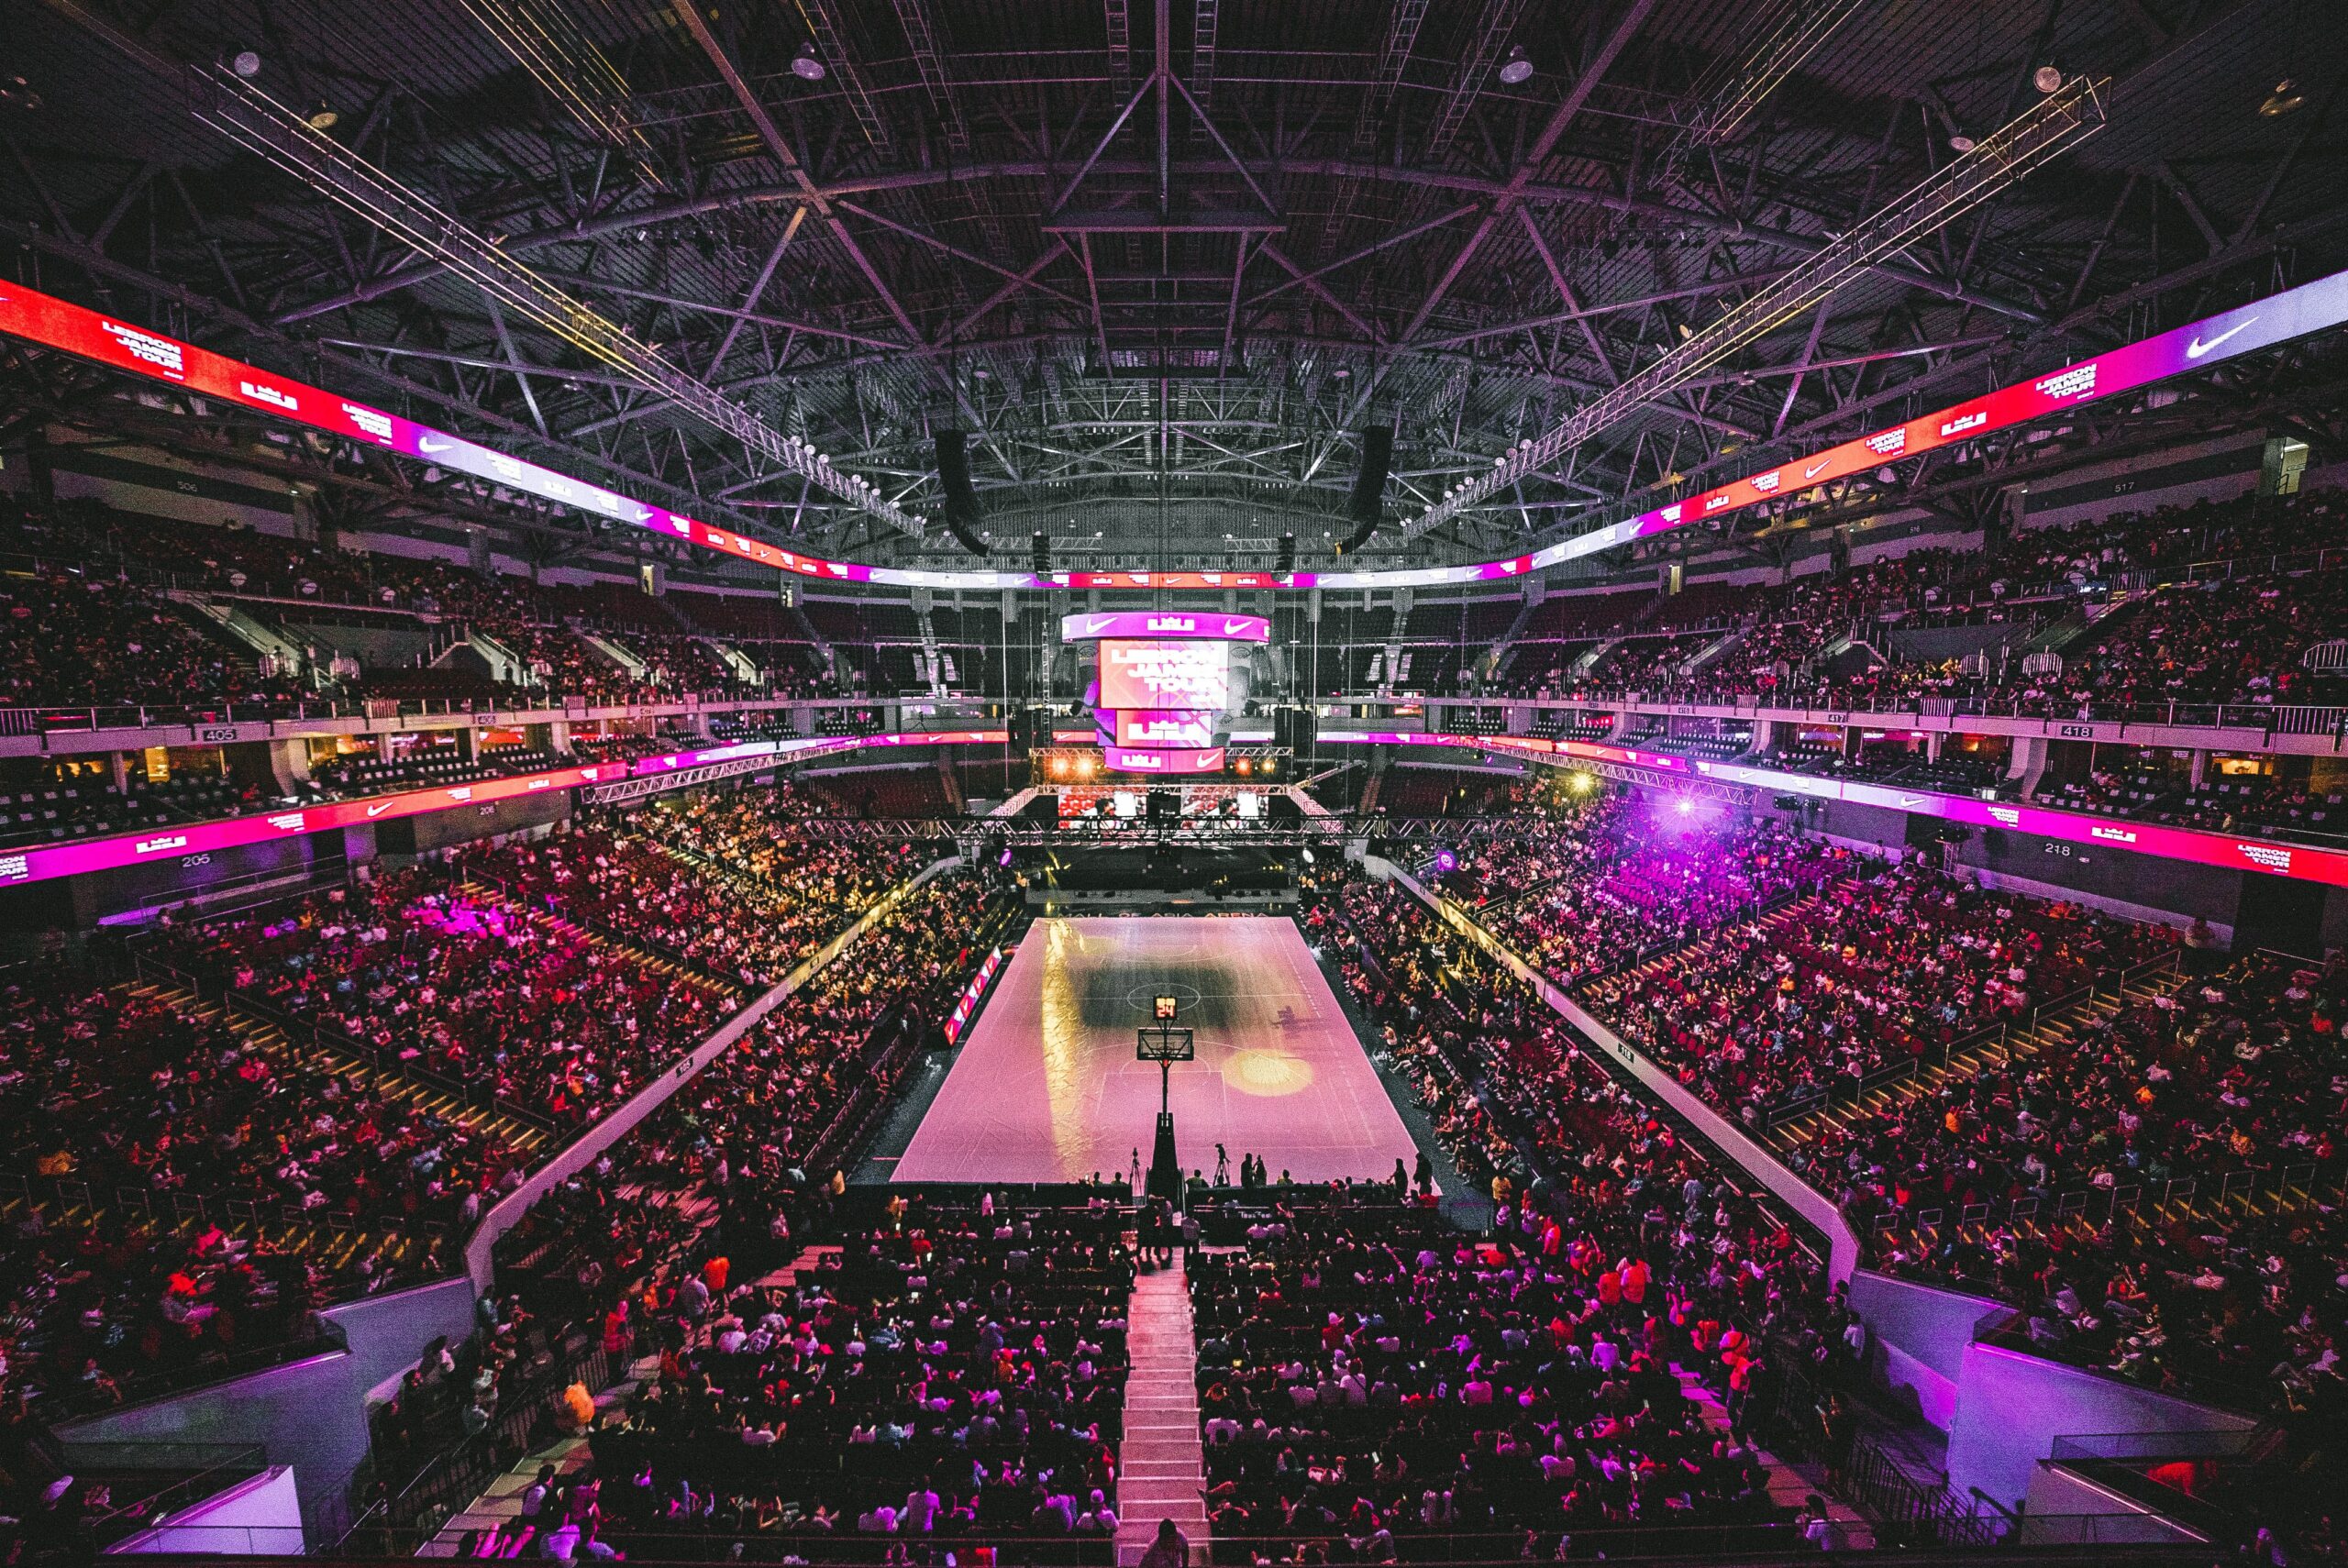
[1097,638,1230,711]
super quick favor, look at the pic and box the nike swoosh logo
[2186,319,2255,359]
[417,436,452,453]
[366,802,392,818]
[1804,460,1830,479]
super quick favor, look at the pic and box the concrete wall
[58,1275,482,1539]
[111,1465,306,1555]
[1847,1272,2005,1430]
[57,1348,364,1539]
[1945,1341,2257,1510]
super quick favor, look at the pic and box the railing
[0,691,877,739]
[1866,1158,2344,1286]
[1844,1432,2007,1548]
[62,1441,270,1551]
[1346,690,2348,740]
[2184,544,2348,581]
[341,1334,619,1554]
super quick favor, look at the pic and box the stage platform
[891,916,1420,1188]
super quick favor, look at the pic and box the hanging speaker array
[934,429,990,556]
[1340,425,1393,554]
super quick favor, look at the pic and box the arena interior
[0,0,2346,1562]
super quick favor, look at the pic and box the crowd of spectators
[0,977,527,1413]
[1440,794,1841,988]
[1493,491,2348,716]
[0,571,306,712]
[151,869,739,1135]
[1191,1216,1799,1554]
[460,800,928,987]
[579,1205,1132,1554]
[1287,870,1866,1555]
[1581,857,2178,1126]
[1791,948,2345,1416]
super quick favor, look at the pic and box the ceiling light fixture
[1498,46,1534,85]
[2260,78,2304,117]
[2032,64,2065,94]
[231,50,262,79]
[1947,131,1976,152]
[305,101,338,131]
[792,43,826,82]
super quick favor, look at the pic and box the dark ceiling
[0,0,2342,574]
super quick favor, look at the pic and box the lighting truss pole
[181,69,929,540]
[1684,0,1873,146]
[451,0,666,190]
[1396,72,2109,545]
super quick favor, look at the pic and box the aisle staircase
[420,1244,839,1557]
[1116,1261,1207,1565]
[1672,1367,1875,1551]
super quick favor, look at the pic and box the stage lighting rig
[1399,72,2108,545]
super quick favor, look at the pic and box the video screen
[1098,639,1229,711]
[1113,709,1220,749]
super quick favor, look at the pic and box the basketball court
[892,915,1419,1187]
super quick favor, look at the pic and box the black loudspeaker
[1146,789,1180,823]
[1004,707,1033,748]
[1340,425,1393,553]
[1031,530,1050,573]
[936,429,989,555]
[1272,706,1317,751]
[1276,532,1296,573]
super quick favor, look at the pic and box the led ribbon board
[6,269,2344,591]
[1058,612,1271,642]
[1102,745,1228,775]
[1314,730,2348,889]
[0,728,1004,890]
[1107,711,1222,749]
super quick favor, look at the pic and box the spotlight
[999,846,1014,867]
[1568,771,1594,795]
[1433,848,1458,876]
[1498,46,1534,85]
[2032,63,2064,94]
[1947,131,1976,153]
[230,50,262,78]
[1235,757,1252,776]
[792,43,827,81]
[1076,756,1095,779]
[305,100,339,131]
[1301,846,1315,866]
[1050,755,1070,779]
[1675,798,1693,816]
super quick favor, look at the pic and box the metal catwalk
[892,916,1418,1188]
